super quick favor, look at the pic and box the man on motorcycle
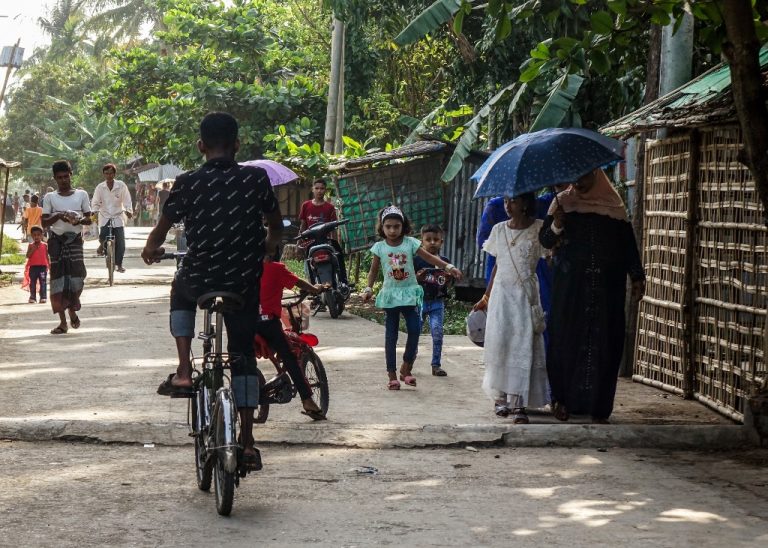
[298,179,349,288]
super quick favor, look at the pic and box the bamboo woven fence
[634,126,767,421]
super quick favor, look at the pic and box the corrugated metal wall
[444,158,490,288]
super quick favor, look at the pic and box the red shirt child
[260,260,301,317]
[23,227,49,303]
[256,257,327,420]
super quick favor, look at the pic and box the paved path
[0,227,744,449]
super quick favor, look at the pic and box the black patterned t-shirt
[163,158,279,293]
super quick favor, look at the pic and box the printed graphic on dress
[387,252,409,281]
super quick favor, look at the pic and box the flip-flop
[50,325,68,335]
[69,316,81,329]
[387,379,401,390]
[399,374,417,386]
[301,408,327,421]
[157,374,194,397]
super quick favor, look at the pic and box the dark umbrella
[471,128,624,198]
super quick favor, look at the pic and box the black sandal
[431,367,448,377]
[553,402,569,422]
[156,374,194,397]
[512,408,530,424]
[301,408,327,421]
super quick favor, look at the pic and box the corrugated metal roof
[601,46,768,137]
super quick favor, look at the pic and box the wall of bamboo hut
[634,126,767,422]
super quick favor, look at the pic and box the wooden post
[0,167,9,264]
[681,130,701,399]
[620,137,647,377]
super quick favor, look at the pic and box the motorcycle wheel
[324,288,341,318]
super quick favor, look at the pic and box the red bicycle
[252,291,330,422]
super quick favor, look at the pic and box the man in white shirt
[91,163,133,273]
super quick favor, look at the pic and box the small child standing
[414,224,453,377]
[23,226,49,304]
[363,206,463,390]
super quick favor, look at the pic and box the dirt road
[1,441,767,547]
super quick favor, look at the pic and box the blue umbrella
[471,128,624,198]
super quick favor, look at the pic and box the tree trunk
[721,1,768,219]
[721,0,768,398]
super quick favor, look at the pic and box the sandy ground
[0,441,766,547]
[0,226,730,430]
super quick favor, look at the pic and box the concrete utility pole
[0,38,23,111]
[324,17,345,154]
[659,13,694,96]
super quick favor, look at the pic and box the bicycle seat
[196,291,245,312]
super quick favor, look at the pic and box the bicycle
[158,251,264,516]
[101,215,126,286]
[252,290,331,422]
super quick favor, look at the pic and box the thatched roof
[0,158,21,169]
[330,141,447,172]
[601,47,768,138]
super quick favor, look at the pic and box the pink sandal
[387,379,401,390]
[399,374,417,386]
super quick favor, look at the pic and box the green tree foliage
[24,100,121,192]
[91,0,328,167]
[0,57,108,183]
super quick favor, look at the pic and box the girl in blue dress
[363,205,463,390]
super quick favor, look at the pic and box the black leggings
[255,318,313,401]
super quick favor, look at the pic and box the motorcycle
[295,218,350,318]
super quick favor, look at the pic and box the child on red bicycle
[258,254,327,420]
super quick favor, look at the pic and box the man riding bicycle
[142,112,283,469]
[91,163,133,273]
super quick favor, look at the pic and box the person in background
[414,224,454,377]
[23,195,43,242]
[363,205,463,390]
[476,184,570,342]
[298,179,349,288]
[540,169,645,424]
[473,193,549,423]
[41,186,55,209]
[155,180,171,225]
[23,225,49,303]
[42,160,93,334]
[91,163,133,273]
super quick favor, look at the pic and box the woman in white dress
[473,193,550,423]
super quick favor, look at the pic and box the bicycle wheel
[192,389,213,491]
[105,240,115,286]
[301,350,329,414]
[254,368,270,424]
[213,389,237,516]
[194,433,213,491]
